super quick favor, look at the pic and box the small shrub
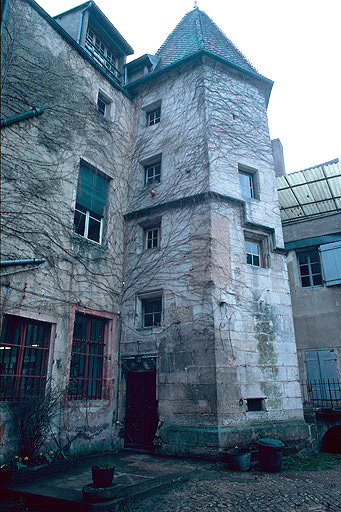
[6,385,64,458]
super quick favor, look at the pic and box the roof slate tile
[154,7,257,75]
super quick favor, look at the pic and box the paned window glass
[145,163,161,185]
[298,249,323,287]
[147,108,161,126]
[69,313,106,400]
[0,316,50,399]
[239,171,255,199]
[145,227,160,250]
[73,162,109,244]
[245,240,261,266]
[142,298,162,327]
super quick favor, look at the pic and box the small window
[0,316,51,399]
[239,170,255,199]
[73,162,109,244]
[297,248,323,287]
[145,161,161,185]
[69,313,106,400]
[145,226,160,250]
[97,93,109,117]
[245,240,261,267]
[147,107,161,126]
[247,398,265,411]
[142,297,162,327]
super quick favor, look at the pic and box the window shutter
[77,162,109,216]
[320,241,341,286]
[305,350,320,383]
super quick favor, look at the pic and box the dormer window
[85,27,119,80]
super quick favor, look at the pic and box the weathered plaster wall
[0,0,132,461]
[286,250,341,383]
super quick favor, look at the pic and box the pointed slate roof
[154,7,258,76]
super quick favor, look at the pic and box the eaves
[125,50,273,105]
[24,0,132,99]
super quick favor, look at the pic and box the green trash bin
[257,438,284,472]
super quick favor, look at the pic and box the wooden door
[124,371,158,450]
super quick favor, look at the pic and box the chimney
[271,138,286,177]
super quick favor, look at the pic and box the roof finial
[193,1,198,9]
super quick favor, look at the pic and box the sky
[39,0,340,174]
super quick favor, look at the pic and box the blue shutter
[320,241,341,286]
[306,350,339,400]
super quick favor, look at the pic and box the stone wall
[0,0,131,462]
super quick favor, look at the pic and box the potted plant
[91,464,115,488]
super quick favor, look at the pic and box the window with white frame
[238,166,258,199]
[245,240,261,267]
[297,248,323,287]
[147,107,161,126]
[144,161,161,185]
[144,226,160,250]
[74,161,109,244]
[142,296,162,327]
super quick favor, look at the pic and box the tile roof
[154,7,258,76]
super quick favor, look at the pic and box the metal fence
[303,379,341,409]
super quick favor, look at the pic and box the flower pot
[224,448,251,471]
[0,467,14,486]
[91,465,115,488]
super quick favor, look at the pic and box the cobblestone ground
[133,465,341,512]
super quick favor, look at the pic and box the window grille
[68,313,106,400]
[0,316,51,399]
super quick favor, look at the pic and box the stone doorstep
[0,470,195,512]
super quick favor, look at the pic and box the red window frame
[0,315,51,399]
[68,313,106,400]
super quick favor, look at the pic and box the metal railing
[303,379,341,409]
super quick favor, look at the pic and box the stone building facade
[1,0,308,461]
[277,159,341,452]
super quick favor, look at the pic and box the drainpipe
[77,4,91,44]
[1,258,46,267]
[1,108,44,129]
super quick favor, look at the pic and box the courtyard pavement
[1,451,340,511]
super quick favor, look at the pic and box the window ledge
[143,182,161,191]
[72,233,107,251]
[135,326,163,333]
[66,398,111,407]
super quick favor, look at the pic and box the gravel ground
[132,464,341,512]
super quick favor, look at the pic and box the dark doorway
[124,371,158,450]
[322,426,341,454]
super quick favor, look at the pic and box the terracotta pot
[91,465,114,488]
